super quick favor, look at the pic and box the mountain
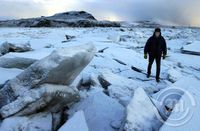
[0,11,120,27]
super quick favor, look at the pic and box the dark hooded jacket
[144,31,167,57]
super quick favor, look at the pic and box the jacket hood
[153,28,162,38]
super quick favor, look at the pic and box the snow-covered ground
[0,27,199,130]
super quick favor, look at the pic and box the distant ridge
[0,11,120,27]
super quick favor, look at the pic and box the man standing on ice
[144,27,167,82]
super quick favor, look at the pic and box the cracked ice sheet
[0,27,200,130]
[167,51,200,70]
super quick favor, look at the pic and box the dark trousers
[147,55,161,79]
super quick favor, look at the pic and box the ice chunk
[124,87,163,131]
[59,110,89,131]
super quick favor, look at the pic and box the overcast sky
[0,0,200,26]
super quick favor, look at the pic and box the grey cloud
[0,0,47,19]
[78,0,200,26]
[0,0,200,26]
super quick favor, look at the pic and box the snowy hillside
[0,26,200,131]
[0,11,120,27]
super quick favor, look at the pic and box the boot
[156,78,160,83]
[147,74,150,78]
